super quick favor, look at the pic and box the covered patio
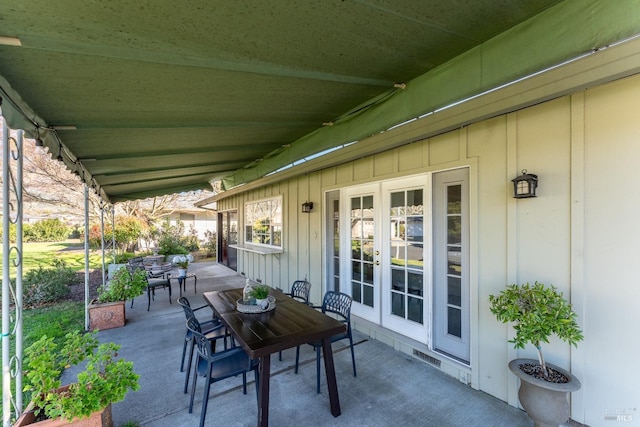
[76,261,534,427]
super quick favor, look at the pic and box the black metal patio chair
[294,290,357,393]
[178,297,229,394]
[187,317,259,427]
[279,279,312,360]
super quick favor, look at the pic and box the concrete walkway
[70,261,535,426]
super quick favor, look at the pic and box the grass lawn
[0,240,104,275]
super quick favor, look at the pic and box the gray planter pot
[509,358,581,427]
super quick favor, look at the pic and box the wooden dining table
[203,288,346,427]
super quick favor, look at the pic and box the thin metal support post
[2,122,24,426]
[84,186,90,331]
[100,204,105,286]
[111,206,116,266]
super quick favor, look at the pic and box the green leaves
[489,282,584,369]
[97,267,147,303]
[23,330,139,421]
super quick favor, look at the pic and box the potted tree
[489,281,584,427]
[15,330,139,426]
[89,267,147,330]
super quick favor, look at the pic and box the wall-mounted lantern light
[301,201,314,213]
[511,169,538,198]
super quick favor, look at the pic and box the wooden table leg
[257,354,271,427]
[321,338,342,417]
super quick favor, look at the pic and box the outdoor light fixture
[301,201,314,213]
[511,169,538,198]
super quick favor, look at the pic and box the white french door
[338,169,469,361]
[342,176,430,342]
[432,168,470,362]
[343,184,380,323]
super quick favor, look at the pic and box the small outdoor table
[167,273,197,297]
[203,288,345,427]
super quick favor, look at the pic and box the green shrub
[23,263,78,308]
[156,220,189,255]
[25,218,71,242]
[203,230,217,257]
[114,252,137,264]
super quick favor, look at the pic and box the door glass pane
[352,281,361,303]
[407,243,423,270]
[363,285,374,307]
[362,240,374,261]
[407,217,423,242]
[351,194,376,309]
[390,192,405,215]
[407,271,423,297]
[386,188,424,325]
[351,239,361,259]
[408,296,423,324]
[351,261,361,280]
[391,292,404,317]
[447,246,461,275]
[447,217,461,244]
[448,276,461,306]
[363,263,374,284]
[447,186,461,213]
[390,242,407,266]
[407,189,423,214]
[363,195,374,212]
[391,268,405,292]
[447,306,462,337]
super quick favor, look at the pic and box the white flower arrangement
[174,254,194,269]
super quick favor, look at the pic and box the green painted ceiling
[1,0,638,202]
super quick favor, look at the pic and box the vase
[178,268,187,277]
[508,358,581,427]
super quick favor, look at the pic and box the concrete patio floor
[69,261,538,427]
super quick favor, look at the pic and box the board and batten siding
[214,72,640,426]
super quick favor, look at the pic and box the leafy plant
[21,262,79,308]
[24,218,71,242]
[96,267,147,303]
[251,284,270,300]
[489,281,583,379]
[23,330,139,421]
[203,230,217,258]
[156,220,189,255]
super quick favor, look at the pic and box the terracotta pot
[13,385,113,427]
[88,300,125,331]
[508,358,581,427]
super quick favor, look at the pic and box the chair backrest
[290,280,312,304]
[186,317,213,359]
[147,262,172,277]
[322,291,353,325]
[178,297,197,322]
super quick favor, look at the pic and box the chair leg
[200,377,212,427]
[316,345,322,394]
[180,335,189,372]
[294,346,301,374]
[349,335,357,377]
[242,372,247,394]
[147,288,151,311]
[279,350,283,361]
[189,364,198,413]
[184,340,195,393]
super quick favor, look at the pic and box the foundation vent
[413,349,441,368]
